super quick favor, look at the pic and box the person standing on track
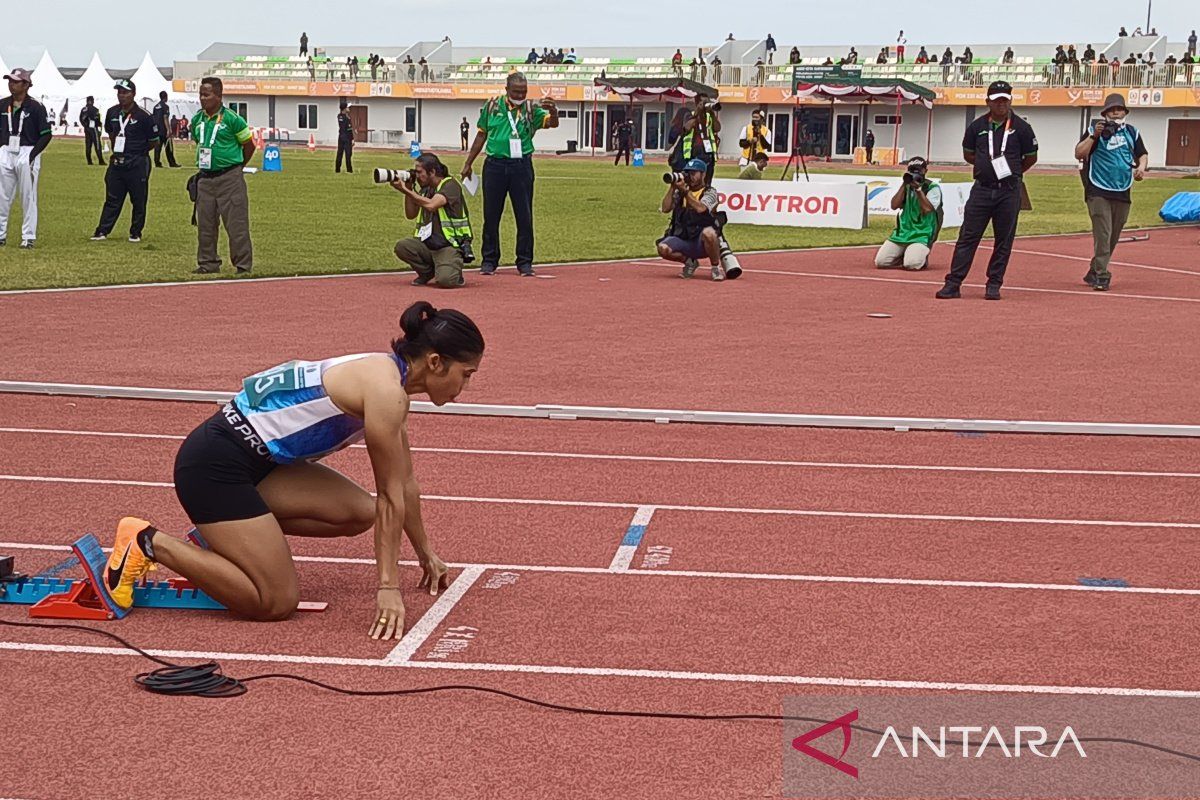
[102,301,484,640]
[936,80,1038,301]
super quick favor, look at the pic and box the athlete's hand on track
[370,588,406,640]
[418,551,450,596]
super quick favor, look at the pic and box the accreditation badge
[113,135,126,154]
[198,147,213,170]
[5,136,19,155]
[509,137,523,159]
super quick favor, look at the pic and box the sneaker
[193,266,219,274]
[1094,278,1110,292]
[518,268,536,277]
[1083,272,1098,287]
[103,517,158,609]
[710,263,725,281]
[479,264,497,276]
[128,235,141,243]
[19,239,33,250]
[411,275,431,286]
[984,284,1002,301]
[0,239,6,247]
[680,258,698,279]
[90,233,107,241]
[935,283,961,299]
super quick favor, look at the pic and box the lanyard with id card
[198,111,223,170]
[114,112,131,154]
[6,108,23,154]
[988,120,1014,181]
[507,105,525,159]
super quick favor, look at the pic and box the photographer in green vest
[874,157,943,271]
[392,154,473,288]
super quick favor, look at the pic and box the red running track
[1,227,1198,425]
[2,396,1200,797]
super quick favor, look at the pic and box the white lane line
[1,474,1197,528]
[2,541,1197,596]
[4,427,1199,478]
[383,566,485,663]
[985,245,1200,277]
[608,505,656,571]
[1,641,1198,698]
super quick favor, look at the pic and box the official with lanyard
[189,76,256,274]
[937,80,1038,300]
[91,79,163,243]
[79,96,105,165]
[461,71,559,276]
[0,68,53,249]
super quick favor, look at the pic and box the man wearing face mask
[1073,93,1148,292]
[461,72,558,276]
[936,80,1037,300]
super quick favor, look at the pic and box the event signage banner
[791,174,972,226]
[712,179,867,229]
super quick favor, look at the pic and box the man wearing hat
[1073,93,1148,292]
[0,68,53,249]
[90,79,164,243]
[79,96,105,165]
[937,80,1038,300]
[656,158,726,281]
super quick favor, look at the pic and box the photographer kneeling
[657,158,726,281]
[875,157,942,271]
[391,154,473,288]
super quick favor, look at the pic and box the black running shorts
[173,403,277,525]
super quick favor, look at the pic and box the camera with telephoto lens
[663,171,685,184]
[373,168,412,184]
[458,236,475,264]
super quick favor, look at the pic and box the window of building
[404,106,417,133]
[298,104,318,129]
[873,115,902,125]
[228,102,249,120]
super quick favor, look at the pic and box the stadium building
[171,36,1200,168]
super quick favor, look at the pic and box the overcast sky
[1,0,1190,70]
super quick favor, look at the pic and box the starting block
[0,533,327,620]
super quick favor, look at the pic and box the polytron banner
[711,178,867,229]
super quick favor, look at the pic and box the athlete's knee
[255,586,300,621]
[349,494,375,533]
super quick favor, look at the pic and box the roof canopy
[592,76,718,102]
[791,66,935,108]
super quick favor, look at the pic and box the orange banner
[935,86,1200,107]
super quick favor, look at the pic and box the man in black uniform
[152,91,179,168]
[89,79,163,243]
[459,117,469,150]
[335,99,355,173]
[936,80,1038,300]
[613,117,635,166]
[79,96,105,165]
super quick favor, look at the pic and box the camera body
[1095,120,1114,139]
[373,168,412,184]
[902,165,924,186]
[458,237,475,264]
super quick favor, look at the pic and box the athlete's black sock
[136,525,158,561]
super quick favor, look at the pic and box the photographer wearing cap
[656,158,726,281]
[90,79,164,243]
[669,93,721,186]
[738,109,771,167]
[392,154,472,288]
[0,68,52,249]
[875,157,943,270]
[937,80,1038,300]
[1073,93,1148,292]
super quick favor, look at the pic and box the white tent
[73,52,115,104]
[130,52,199,119]
[0,53,9,84]
[29,50,72,115]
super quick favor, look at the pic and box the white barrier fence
[792,173,974,228]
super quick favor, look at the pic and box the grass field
[0,141,1191,290]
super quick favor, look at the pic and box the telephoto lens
[719,238,743,280]
[662,172,685,184]
[373,168,411,184]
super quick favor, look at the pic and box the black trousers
[865,145,874,163]
[614,141,631,165]
[85,129,105,165]
[945,182,1022,288]
[154,136,178,167]
[336,137,354,172]
[481,156,535,271]
[95,157,151,238]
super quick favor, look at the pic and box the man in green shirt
[875,158,942,270]
[190,77,256,274]
[737,152,770,180]
[461,72,558,276]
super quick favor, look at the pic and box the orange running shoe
[104,517,158,609]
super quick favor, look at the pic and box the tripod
[780,143,810,182]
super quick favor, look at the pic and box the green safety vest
[417,177,472,246]
[889,180,942,246]
[681,109,714,159]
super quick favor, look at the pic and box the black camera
[1095,120,1113,139]
[458,237,475,264]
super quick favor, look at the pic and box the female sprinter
[102,301,484,640]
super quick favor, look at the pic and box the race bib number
[198,147,213,169]
[241,361,322,406]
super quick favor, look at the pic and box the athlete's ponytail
[392,301,485,363]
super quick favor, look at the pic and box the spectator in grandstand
[1189,30,1197,57]
[823,57,835,66]
[613,117,635,166]
[863,129,875,164]
[766,33,777,62]
[392,153,472,289]
[875,157,942,271]
[526,48,538,64]
[737,109,771,166]
[690,58,699,81]
[755,57,766,85]
[300,32,308,57]
[896,31,907,63]
[405,55,415,81]
[190,76,256,274]
[844,47,859,64]
[672,49,683,77]
[565,49,578,64]
[1119,26,1128,36]
[0,68,52,249]
[1133,26,1142,36]
[1083,44,1096,62]
[700,54,708,84]
[307,56,315,80]
[419,57,430,82]
[153,91,179,169]
[1002,47,1014,64]
[80,96,105,166]
[936,80,1037,301]
[326,60,335,80]
[1183,52,1196,82]
[369,54,378,81]
[90,79,163,244]
[711,56,723,83]
[657,159,725,280]
[1075,94,1149,291]
[876,48,889,65]
[738,151,769,180]
[336,99,355,174]
[460,72,558,276]
[915,47,929,64]
[668,93,721,185]
[788,47,801,65]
